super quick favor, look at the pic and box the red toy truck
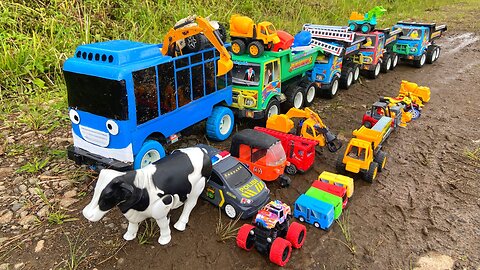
[254,126,318,175]
[311,180,348,209]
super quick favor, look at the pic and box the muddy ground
[1,19,480,270]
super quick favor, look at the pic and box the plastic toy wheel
[224,204,238,219]
[231,39,246,55]
[184,34,207,53]
[434,47,441,61]
[324,76,339,99]
[286,222,307,248]
[314,222,320,229]
[217,23,227,43]
[426,46,435,64]
[206,106,234,141]
[374,150,387,172]
[264,98,280,122]
[284,86,304,110]
[285,164,297,175]
[364,161,379,183]
[298,216,305,222]
[340,67,354,89]
[236,224,255,251]
[363,121,372,128]
[368,63,381,79]
[361,24,372,33]
[269,237,292,267]
[414,53,426,68]
[380,55,392,73]
[349,22,358,32]
[133,140,166,169]
[279,175,291,188]
[352,64,361,82]
[335,152,347,175]
[390,54,399,70]
[304,83,318,107]
[409,107,421,120]
[248,41,264,57]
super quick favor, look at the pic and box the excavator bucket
[217,57,233,76]
[266,114,294,134]
[399,80,431,103]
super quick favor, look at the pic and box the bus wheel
[206,106,234,141]
[134,140,166,169]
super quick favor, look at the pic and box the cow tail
[201,149,213,182]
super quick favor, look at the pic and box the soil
[1,21,480,270]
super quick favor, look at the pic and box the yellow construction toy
[337,116,392,182]
[229,15,280,57]
[399,80,431,104]
[266,107,342,152]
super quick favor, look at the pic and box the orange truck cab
[230,129,291,187]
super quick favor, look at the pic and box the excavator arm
[161,15,233,76]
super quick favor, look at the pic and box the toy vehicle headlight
[245,99,254,106]
[241,198,253,204]
[106,120,119,135]
[410,47,417,52]
[316,74,324,80]
[69,109,80,124]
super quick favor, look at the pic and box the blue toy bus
[293,194,334,230]
[64,40,234,170]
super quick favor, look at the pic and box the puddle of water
[444,33,479,55]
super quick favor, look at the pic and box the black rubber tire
[324,76,339,99]
[367,62,381,79]
[284,86,305,110]
[363,121,372,128]
[380,54,392,73]
[217,23,227,43]
[390,53,399,70]
[336,151,347,175]
[263,98,281,123]
[304,83,318,107]
[248,41,264,57]
[374,150,387,172]
[285,164,297,175]
[414,53,426,68]
[279,175,291,188]
[434,46,441,62]
[231,39,246,55]
[364,161,379,183]
[184,34,207,53]
[340,67,354,89]
[352,64,361,83]
[426,45,435,64]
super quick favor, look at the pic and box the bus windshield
[232,63,261,86]
[65,71,128,120]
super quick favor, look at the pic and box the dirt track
[1,30,479,270]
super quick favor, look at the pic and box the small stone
[17,157,25,164]
[0,263,10,270]
[7,136,15,143]
[28,188,37,195]
[28,178,38,185]
[0,210,13,224]
[19,210,28,218]
[37,206,49,218]
[34,240,45,253]
[13,176,24,185]
[0,185,5,191]
[59,198,78,208]
[63,190,77,198]
[11,203,23,212]
[58,180,71,188]
[121,223,128,230]
[14,262,25,269]
[19,184,27,193]
[19,215,36,226]
[422,227,428,236]
[117,258,125,265]
[106,223,115,229]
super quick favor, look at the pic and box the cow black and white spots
[82,146,212,245]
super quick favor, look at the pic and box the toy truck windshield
[232,62,261,86]
[65,71,128,120]
[397,27,422,40]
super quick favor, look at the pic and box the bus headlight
[106,120,119,135]
[69,109,80,124]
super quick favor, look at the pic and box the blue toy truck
[64,41,234,170]
[293,194,334,230]
[392,22,447,68]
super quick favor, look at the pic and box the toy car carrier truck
[392,21,447,68]
[302,24,365,95]
[65,16,235,170]
[230,46,322,121]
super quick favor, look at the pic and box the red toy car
[272,30,294,52]
[311,180,348,209]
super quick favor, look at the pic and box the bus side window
[176,68,191,107]
[320,178,329,183]
[334,182,343,187]
[158,62,176,114]
[133,67,158,125]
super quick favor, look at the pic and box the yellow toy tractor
[266,108,342,152]
[229,15,281,57]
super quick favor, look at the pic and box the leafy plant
[16,157,49,174]
[64,232,90,270]
[137,218,159,245]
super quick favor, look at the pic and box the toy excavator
[380,80,431,120]
[161,15,233,76]
[348,6,387,33]
[266,108,342,153]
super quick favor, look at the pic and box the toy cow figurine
[82,146,211,245]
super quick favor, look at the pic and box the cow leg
[152,195,174,245]
[123,222,139,241]
[174,177,206,231]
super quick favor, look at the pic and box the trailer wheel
[364,161,379,183]
[367,62,381,79]
[414,53,426,68]
[285,164,297,175]
[248,41,264,57]
[374,150,387,172]
[269,237,292,267]
[286,222,307,248]
[284,86,304,110]
[206,106,234,141]
[390,53,399,70]
[349,22,358,31]
[264,98,280,122]
[134,140,166,169]
[324,76,339,99]
[304,83,318,107]
[231,39,246,55]
[380,55,392,73]
[340,67,354,89]
[336,152,347,174]
[236,224,255,251]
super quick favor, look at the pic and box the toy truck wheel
[279,174,291,188]
[390,53,399,70]
[352,64,361,82]
[248,41,264,57]
[409,107,421,120]
[286,222,307,248]
[236,224,256,251]
[434,46,441,61]
[349,22,358,31]
[364,161,379,183]
[133,140,166,169]
[314,222,320,228]
[264,98,280,122]
[374,150,387,172]
[367,63,381,79]
[361,24,372,33]
[285,86,305,110]
[363,121,372,128]
[380,55,392,73]
[231,39,246,55]
[340,67,354,89]
[184,34,207,53]
[224,204,238,219]
[336,152,347,174]
[414,53,426,68]
[324,76,339,99]
[217,23,227,43]
[426,46,435,64]
[304,83,318,107]
[269,237,292,267]
[298,216,305,222]
[206,106,234,141]
[285,164,297,175]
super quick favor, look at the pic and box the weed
[465,147,480,162]
[335,210,356,255]
[215,207,242,242]
[47,211,78,225]
[137,218,159,245]
[63,232,90,270]
[16,157,49,174]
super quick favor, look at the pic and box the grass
[335,210,356,255]
[215,207,242,242]
[465,147,480,161]
[137,218,159,245]
[35,186,78,225]
[63,232,90,270]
